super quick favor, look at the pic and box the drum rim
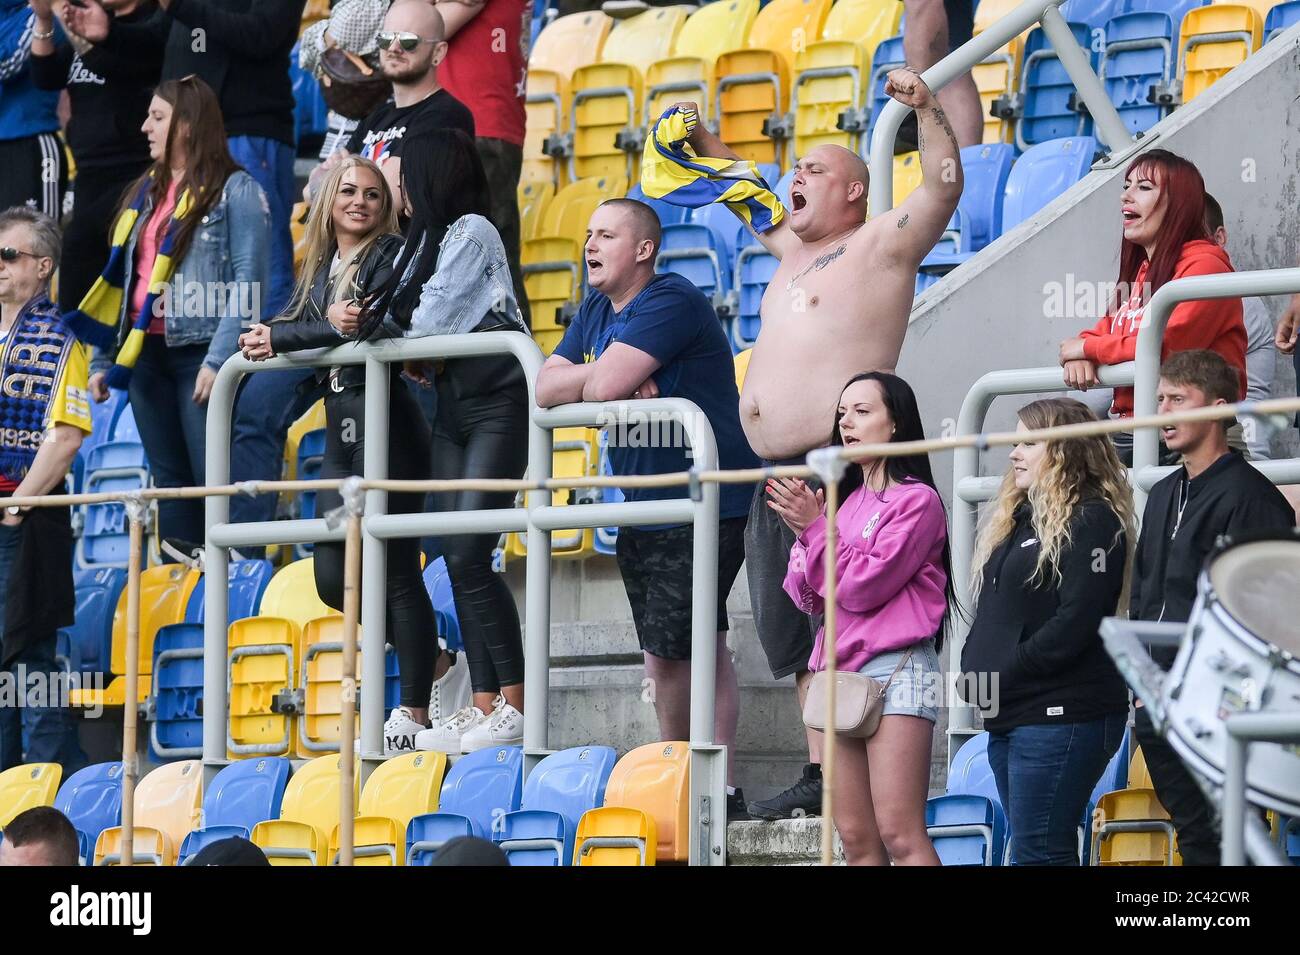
[1202,571,1300,674]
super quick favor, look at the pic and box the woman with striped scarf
[66,76,269,549]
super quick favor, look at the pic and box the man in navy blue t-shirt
[536,198,758,820]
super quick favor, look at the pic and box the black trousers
[314,381,439,709]
[59,162,147,311]
[1134,706,1222,865]
[428,355,529,695]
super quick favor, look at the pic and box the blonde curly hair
[971,398,1135,603]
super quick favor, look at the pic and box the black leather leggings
[429,355,529,695]
[314,381,438,708]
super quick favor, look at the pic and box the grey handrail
[866,0,1138,216]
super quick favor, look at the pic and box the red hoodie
[1079,239,1246,418]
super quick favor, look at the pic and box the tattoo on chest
[815,244,847,271]
[896,214,909,229]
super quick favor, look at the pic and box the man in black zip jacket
[29,0,162,311]
[1131,350,1294,865]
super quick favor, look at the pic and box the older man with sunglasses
[0,208,90,772]
[306,0,475,212]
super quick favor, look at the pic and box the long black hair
[829,371,960,647]
[360,127,492,338]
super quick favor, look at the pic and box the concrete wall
[507,31,1300,801]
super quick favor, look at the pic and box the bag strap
[876,647,915,695]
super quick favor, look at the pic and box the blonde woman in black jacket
[239,157,465,756]
[961,398,1135,865]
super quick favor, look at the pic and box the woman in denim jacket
[360,129,531,755]
[86,77,268,547]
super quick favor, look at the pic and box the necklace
[784,224,865,292]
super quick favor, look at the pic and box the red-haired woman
[1057,149,1246,464]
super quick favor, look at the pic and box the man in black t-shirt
[306,1,474,209]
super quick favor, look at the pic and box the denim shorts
[860,639,942,724]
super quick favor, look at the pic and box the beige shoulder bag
[802,648,914,739]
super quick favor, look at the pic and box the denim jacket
[90,170,270,375]
[404,214,527,338]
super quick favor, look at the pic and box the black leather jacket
[267,233,402,390]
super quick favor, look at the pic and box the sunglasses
[376,31,440,52]
[0,248,42,263]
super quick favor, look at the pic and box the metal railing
[865,0,1142,217]
[202,331,729,866]
[949,267,1300,760]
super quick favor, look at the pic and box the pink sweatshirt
[784,480,949,673]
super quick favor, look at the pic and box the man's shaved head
[788,145,871,240]
[808,145,870,203]
[386,0,446,42]
[596,198,663,255]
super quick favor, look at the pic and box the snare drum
[1164,533,1300,816]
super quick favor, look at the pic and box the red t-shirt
[438,0,530,147]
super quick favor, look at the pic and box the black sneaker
[726,788,751,822]
[747,764,822,820]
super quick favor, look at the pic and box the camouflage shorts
[615,517,748,661]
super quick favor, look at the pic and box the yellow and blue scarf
[64,174,194,388]
[0,295,78,483]
[640,106,786,234]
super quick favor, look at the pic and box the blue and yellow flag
[640,106,785,234]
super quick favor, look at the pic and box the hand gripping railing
[866,0,1140,217]
[203,331,731,866]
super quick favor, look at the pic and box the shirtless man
[678,69,962,818]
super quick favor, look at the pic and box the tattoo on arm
[930,106,959,154]
[896,214,909,229]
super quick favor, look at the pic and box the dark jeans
[476,137,530,329]
[313,382,439,708]
[429,357,529,694]
[1134,706,1221,865]
[228,367,318,532]
[128,338,209,544]
[226,135,295,316]
[59,163,149,312]
[0,524,84,772]
[989,712,1127,865]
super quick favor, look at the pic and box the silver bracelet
[32,25,56,41]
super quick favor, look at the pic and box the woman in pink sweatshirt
[772,371,953,866]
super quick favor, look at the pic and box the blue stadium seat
[422,557,463,652]
[1062,0,1128,29]
[947,732,1001,802]
[773,169,796,206]
[54,762,123,865]
[405,746,524,864]
[110,396,140,443]
[60,567,126,676]
[1001,136,1098,231]
[1266,0,1300,38]
[291,41,329,144]
[656,223,729,302]
[625,183,689,227]
[78,437,150,568]
[926,793,1008,865]
[1101,11,1180,135]
[179,757,292,864]
[594,431,623,556]
[295,428,328,558]
[1015,23,1098,150]
[495,745,617,865]
[732,232,778,349]
[866,34,906,146]
[689,203,750,282]
[956,143,1014,251]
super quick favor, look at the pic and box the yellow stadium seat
[734,348,752,392]
[71,564,200,709]
[973,0,1021,33]
[291,200,311,271]
[893,151,924,205]
[330,750,446,865]
[974,38,1025,144]
[645,0,760,122]
[714,0,833,166]
[0,763,62,828]
[540,174,630,249]
[283,400,327,483]
[299,615,380,754]
[574,740,691,865]
[1092,787,1182,866]
[259,557,336,632]
[1129,744,1154,789]
[792,0,902,156]
[1179,4,1262,102]
[523,236,581,337]
[505,427,600,560]
[575,806,658,865]
[228,616,300,758]
[252,753,358,866]
[518,180,555,243]
[94,760,202,866]
[569,6,690,181]
[525,11,614,188]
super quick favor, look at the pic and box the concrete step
[727,817,844,866]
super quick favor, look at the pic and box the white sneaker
[428,651,471,726]
[382,706,428,755]
[415,705,488,754]
[461,695,524,752]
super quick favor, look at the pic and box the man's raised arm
[673,102,800,261]
[881,69,964,267]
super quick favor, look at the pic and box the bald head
[386,0,446,41]
[788,145,871,240]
